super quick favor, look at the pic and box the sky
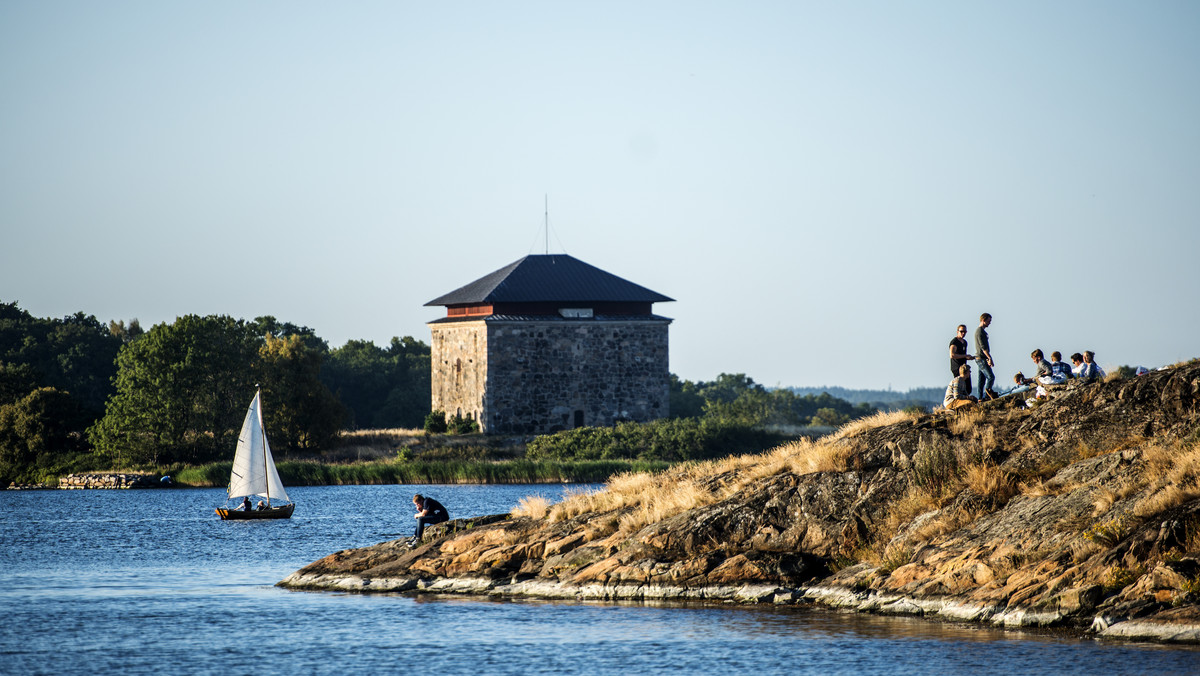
[2,2,1198,391]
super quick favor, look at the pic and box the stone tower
[425,254,673,434]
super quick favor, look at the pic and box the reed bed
[173,459,670,487]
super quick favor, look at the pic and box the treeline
[787,385,943,412]
[1,301,881,484]
[0,302,429,484]
[528,373,878,462]
[671,373,876,428]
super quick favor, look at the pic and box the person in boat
[256,501,266,511]
[242,496,252,511]
[408,494,449,547]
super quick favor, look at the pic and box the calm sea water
[2,485,1199,676]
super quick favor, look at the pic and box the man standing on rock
[949,324,970,378]
[409,494,449,548]
[975,313,997,400]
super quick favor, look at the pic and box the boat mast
[259,386,270,507]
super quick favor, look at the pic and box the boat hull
[216,504,295,520]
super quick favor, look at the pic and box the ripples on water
[2,485,1199,675]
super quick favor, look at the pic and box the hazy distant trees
[669,372,875,428]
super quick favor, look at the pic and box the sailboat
[215,389,295,520]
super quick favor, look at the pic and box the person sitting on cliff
[1079,350,1106,381]
[408,494,449,547]
[1006,372,1032,396]
[1049,351,1074,380]
[1070,352,1086,377]
[1031,349,1066,386]
[943,364,978,411]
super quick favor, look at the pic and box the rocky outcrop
[281,361,1200,643]
[59,472,160,489]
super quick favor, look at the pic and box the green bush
[423,410,448,434]
[525,418,790,462]
[449,414,479,435]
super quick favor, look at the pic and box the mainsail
[227,391,290,504]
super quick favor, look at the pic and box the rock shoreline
[280,361,1200,644]
[57,472,163,489]
[280,559,1200,643]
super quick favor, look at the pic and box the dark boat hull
[216,504,295,520]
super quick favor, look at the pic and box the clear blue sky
[3,2,1197,391]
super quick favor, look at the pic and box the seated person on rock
[1031,349,1066,386]
[408,494,449,547]
[1070,353,1086,377]
[1079,350,1106,381]
[943,364,978,411]
[1005,372,1032,396]
[1049,351,1074,380]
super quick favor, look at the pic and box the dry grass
[1132,439,1200,518]
[963,463,1017,503]
[949,408,986,436]
[339,428,425,441]
[511,494,550,519]
[1070,539,1106,563]
[909,510,970,544]
[1091,487,1117,516]
[541,432,858,531]
[829,409,920,441]
[1018,478,1054,497]
[743,438,851,479]
[616,479,715,535]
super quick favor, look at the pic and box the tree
[89,315,260,465]
[0,387,86,485]
[257,334,345,453]
[0,302,122,420]
[322,337,431,429]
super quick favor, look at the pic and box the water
[2,485,1199,675]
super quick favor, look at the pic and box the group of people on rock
[943,312,1106,411]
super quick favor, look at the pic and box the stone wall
[430,321,489,423]
[430,317,670,434]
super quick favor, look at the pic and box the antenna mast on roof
[544,195,549,254]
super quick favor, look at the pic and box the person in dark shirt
[409,494,449,547]
[242,496,252,512]
[974,313,997,400]
[949,324,970,378]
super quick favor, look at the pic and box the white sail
[227,391,290,504]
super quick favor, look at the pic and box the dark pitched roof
[424,254,674,306]
[428,313,674,324]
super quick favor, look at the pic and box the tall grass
[172,459,670,487]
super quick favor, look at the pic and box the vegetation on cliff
[282,360,1200,642]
